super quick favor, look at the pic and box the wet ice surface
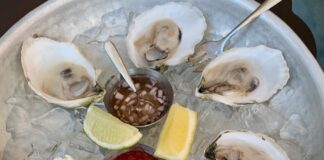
[31,108,75,141]
[280,114,308,143]
[3,2,324,160]
[4,82,104,160]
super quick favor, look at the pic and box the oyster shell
[205,130,290,160]
[21,37,102,108]
[196,45,289,106]
[127,2,207,67]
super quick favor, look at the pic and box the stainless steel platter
[0,0,323,159]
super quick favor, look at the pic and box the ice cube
[173,92,191,107]
[6,96,27,107]
[4,127,56,160]
[6,94,53,118]
[10,80,34,98]
[277,140,305,160]
[73,107,88,125]
[178,72,200,94]
[96,8,129,41]
[50,141,104,160]
[26,95,54,118]
[53,154,74,160]
[26,150,43,160]
[280,114,308,142]
[197,105,228,134]
[269,85,308,118]
[72,33,118,87]
[234,104,286,135]
[6,106,30,135]
[140,123,163,147]
[69,133,99,154]
[4,137,32,160]
[77,26,102,41]
[31,108,75,140]
[164,63,199,94]
[189,133,214,160]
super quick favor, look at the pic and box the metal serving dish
[0,0,323,159]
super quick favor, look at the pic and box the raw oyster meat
[205,130,290,160]
[21,37,102,108]
[127,2,207,67]
[196,45,289,106]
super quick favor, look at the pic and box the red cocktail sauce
[114,150,158,160]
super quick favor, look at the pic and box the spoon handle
[221,0,282,49]
[105,41,137,92]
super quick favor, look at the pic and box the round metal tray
[0,0,323,159]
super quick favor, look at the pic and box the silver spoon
[104,41,137,92]
[191,0,282,64]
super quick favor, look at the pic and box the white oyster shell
[127,2,207,67]
[196,45,289,106]
[21,37,102,108]
[205,130,290,160]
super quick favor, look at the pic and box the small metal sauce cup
[104,68,174,129]
[104,144,159,160]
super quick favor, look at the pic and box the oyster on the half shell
[21,37,102,108]
[196,45,289,106]
[127,2,207,67]
[205,130,290,160]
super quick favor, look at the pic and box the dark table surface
[0,0,317,57]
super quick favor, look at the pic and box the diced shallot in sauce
[108,75,169,125]
[121,81,128,88]
[157,98,164,104]
[129,93,137,99]
[145,84,153,89]
[158,90,163,98]
[135,83,140,90]
[115,92,124,100]
[149,87,158,96]
[140,91,147,96]
[128,100,136,106]
[120,105,126,111]
[157,106,165,112]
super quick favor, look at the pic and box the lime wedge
[83,105,142,150]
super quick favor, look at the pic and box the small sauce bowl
[104,68,173,128]
[104,144,160,160]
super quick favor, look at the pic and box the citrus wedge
[83,105,142,150]
[154,103,197,160]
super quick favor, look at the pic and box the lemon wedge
[154,103,197,160]
[83,105,142,150]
